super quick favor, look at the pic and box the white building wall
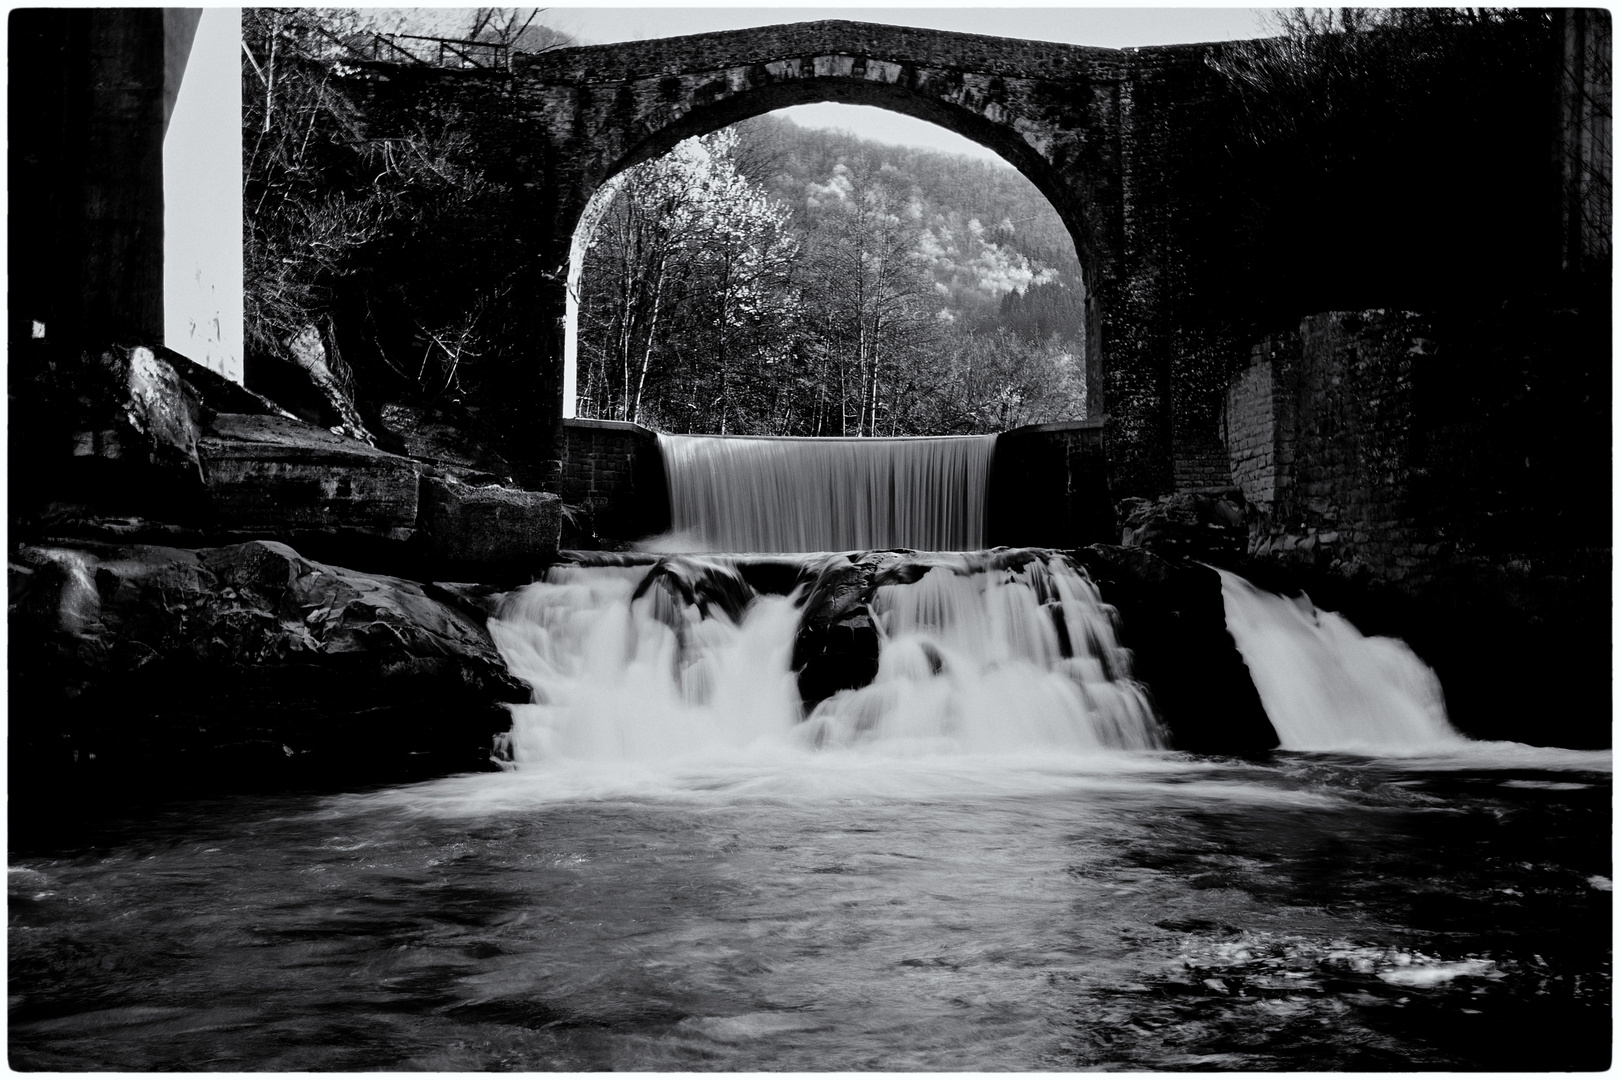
[164,8,244,383]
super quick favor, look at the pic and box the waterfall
[1217,569,1463,753]
[659,433,996,553]
[487,554,1161,767]
[803,555,1162,753]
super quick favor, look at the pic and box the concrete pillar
[9,8,199,354]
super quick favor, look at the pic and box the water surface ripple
[9,748,1610,1071]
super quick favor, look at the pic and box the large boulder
[791,551,903,712]
[9,539,528,791]
[1070,545,1276,754]
[198,413,422,540]
[12,344,210,526]
[417,476,563,571]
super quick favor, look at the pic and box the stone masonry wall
[558,418,670,542]
[1222,347,1279,509]
[987,420,1114,548]
[1222,312,1430,582]
[1223,307,1610,589]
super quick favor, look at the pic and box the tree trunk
[629,254,667,425]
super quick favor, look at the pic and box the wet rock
[1118,489,1249,563]
[424,581,510,622]
[9,539,528,788]
[794,610,881,714]
[1071,545,1276,754]
[633,555,757,624]
[792,551,901,712]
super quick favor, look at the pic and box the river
[9,551,1611,1070]
[8,744,1610,1070]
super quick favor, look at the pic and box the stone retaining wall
[988,419,1114,548]
[1220,308,1614,589]
[558,417,671,542]
[1221,311,1448,583]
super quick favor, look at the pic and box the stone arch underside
[560,76,1107,421]
[524,20,1127,432]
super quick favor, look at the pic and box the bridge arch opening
[563,97,1091,438]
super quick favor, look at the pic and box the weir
[496,426,1471,763]
[660,433,997,552]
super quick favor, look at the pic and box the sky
[408,7,1276,163]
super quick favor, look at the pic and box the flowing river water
[9,552,1611,1071]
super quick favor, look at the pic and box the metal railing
[357,33,512,72]
[282,22,515,72]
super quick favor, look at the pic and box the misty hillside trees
[575,119,1088,436]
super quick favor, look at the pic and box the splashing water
[659,433,996,552]
[488,563,803,766]
[488,554,1160,780]
[804,555,1161,753]
[1217,569,1462,753]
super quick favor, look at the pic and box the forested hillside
[575,116,1089,436]
[740,115,1084,330]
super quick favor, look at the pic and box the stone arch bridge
[351,17,1586,497]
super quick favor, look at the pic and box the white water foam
[488,564,804,766]
[485,557,1162,798]
[659,433,996,552]
[1217,569,1463,753]
[805,556,1162,753]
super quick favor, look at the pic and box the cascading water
[803,555,1161,753]
[1217,568,1463,753]
[659,433,996,552]
[489,562,804,765]
[488,553,1161,768]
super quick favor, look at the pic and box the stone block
[418,476,562,564]
[198,413,422,539]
